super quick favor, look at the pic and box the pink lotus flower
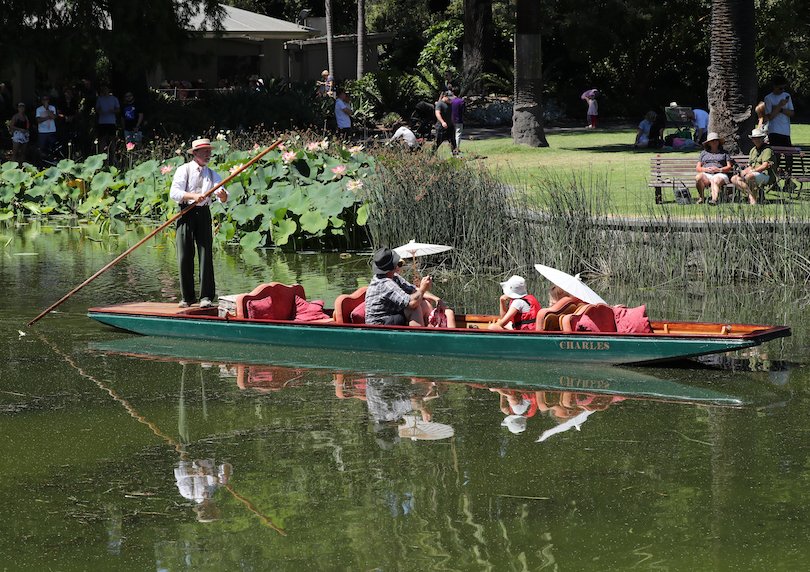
[306,141,321,152]
[282,151,297,164]
[253,143,260,151]
[331,164,347,177]
[346,179,363,193]
[348,145,364,155]
[160,165,174,175]
[229,163,245,175]
[126,142,135,151]
[277,143,286,151]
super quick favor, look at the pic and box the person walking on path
[434,91,457,155]
[585,94,598,128]
[169,138,229,308]
[450,93,465,151]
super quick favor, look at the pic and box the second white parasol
[534,264,607,305]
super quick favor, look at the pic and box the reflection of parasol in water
[536,410,594,442]
[394,240,453,282]
[534,264,607,305]
[398,414,455,441]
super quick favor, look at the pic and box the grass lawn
[459,123,810,216]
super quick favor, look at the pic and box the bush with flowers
[0,134,374,250]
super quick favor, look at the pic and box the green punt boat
[90,337,784,407]
[87,302,791,366]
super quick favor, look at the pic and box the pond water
[2,221,810,571]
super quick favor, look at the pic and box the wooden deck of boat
[91,302,218,316]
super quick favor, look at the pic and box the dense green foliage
[0,137,374,250]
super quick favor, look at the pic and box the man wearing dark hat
[365,248,433,326]
[169,138,229,308]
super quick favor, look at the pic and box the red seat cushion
[349,302,366,324]
[574,304,617,332]
[613,305,653,333]
[246,296,275,319]
[294,296,330,321]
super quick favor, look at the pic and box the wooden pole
[27,139,283,327]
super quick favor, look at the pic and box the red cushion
[575,304,617,332]
[247,296,274,319]
[613,305,653,334]
[349,302,366,324]
[294,296,330,321]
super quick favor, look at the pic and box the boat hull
[87,304,790,365]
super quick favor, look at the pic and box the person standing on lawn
[169,138,229,308]
[764,74,795,186]
[450,92,465,151]
[434,91,457,155]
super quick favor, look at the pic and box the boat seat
[535,296,584,331]
[235,282,306,320]
[333,286,367,324]
[560,303,617,333]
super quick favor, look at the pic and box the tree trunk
[325,0,335,81]
[357,0,365,79]
[707,0,757,154]
[462,0,492,95]
[512,0,547,147]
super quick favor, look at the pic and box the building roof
[191,4,315,40]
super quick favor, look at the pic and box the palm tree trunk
[707,0,756,154]
[325,0,335,81]
[462,0,492,95]
[511,0,547,147]
[357,0,366,79]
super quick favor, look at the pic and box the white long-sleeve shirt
[169,161,227,206]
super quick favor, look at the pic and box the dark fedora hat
[372,247,400,274]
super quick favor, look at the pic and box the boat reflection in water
[91,336,788,443]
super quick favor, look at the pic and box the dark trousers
[176,206,214,303]
[768,132,793,174]
[434,125,456,152]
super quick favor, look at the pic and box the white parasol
[398,414,455,441]
[394,240,453,283]
[393,240,453,258]
[534,264,607,305]
[536,410,594,442]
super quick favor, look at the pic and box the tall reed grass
[363,151,810,285]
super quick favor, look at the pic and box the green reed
[363,152,810,286]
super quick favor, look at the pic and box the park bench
[649,154,748,204]
[770,146,810,199]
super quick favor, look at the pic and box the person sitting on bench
[695,132,733,205]
[731,128,775,205]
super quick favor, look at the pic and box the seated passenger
[695,132,732,205]
[548,285,580,306]
[364,247,434,326]
[731,128,775,205]
[489,275,540,330]
[634,111,657,148]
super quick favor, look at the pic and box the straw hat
[703,132,724,147]
[500,275,528,299]
[188,138,212,153]
[749,128,767,140]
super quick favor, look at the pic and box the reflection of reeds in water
[365,154,810,285]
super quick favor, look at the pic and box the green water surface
[2,221,810,571]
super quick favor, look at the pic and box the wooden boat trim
[87,302,790,342]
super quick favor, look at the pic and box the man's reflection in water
[174,459,233,522]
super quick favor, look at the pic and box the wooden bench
[650,154,748,204]
[770,146,810,198]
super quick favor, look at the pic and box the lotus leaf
[0,210,13,220]
[91,172,114,193]
[56,159,77,174]
[2,169,31,187]
[230,203,265,225]
[356,203,370,225]
[271,218,297,246]
[280,188,310,216]
[1,161,19,173]
[239,230,263,250]
[299,210,328,235]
